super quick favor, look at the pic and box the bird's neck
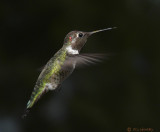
[62,43,79,55]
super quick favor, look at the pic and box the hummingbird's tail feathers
[21,108,30,119]
[22,88,49,118]
[26,87,49,110]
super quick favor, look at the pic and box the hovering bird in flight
[23,27,116,117]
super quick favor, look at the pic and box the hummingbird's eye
[78,33,83,37]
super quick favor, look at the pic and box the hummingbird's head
[63,27,116,55]
[63,31,89,53]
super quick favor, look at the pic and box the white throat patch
[66,45,79,55]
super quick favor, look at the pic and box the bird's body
[27,49,71,109]
[25,28,116,115]
[27,42,76,109]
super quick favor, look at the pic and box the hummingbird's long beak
[89,27,117,35]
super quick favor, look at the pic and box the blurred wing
[64,53,108,68]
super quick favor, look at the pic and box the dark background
[0,0,160,132]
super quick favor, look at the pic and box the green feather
[27,49,67,109]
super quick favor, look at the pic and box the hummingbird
[23,27,116,117]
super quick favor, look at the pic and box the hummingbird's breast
[49,62,75,88]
